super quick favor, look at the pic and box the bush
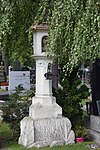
[1,88,34,140]
[53,67,89,127]
[0,121,12,147]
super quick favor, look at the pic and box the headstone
[9,70,30,91]
[12,60,21,71]
[0,61,6,83]
[91,59,100,115]
[52,59,58,89]
[90,115,100,144]
[18,23,75,148]
[0,55,2,61]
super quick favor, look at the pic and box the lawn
[7,142,100,150]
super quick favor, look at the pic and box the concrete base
[18,117,75,148]
[90,115,100,144]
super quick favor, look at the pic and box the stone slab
[90,115,100,132]
[89,129,100,144]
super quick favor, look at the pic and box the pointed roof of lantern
[32,22,48,31]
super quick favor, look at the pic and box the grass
[6,142,100,150]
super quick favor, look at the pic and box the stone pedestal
[19,92,75,148]
[19,117,75,148]
[90,115,100,144]
[29,96,62,119]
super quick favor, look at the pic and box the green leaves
[37,0,100,74]
[0,0,99,71]
[0,0,40,66]
[1,89,33,140]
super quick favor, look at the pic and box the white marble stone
[32,95,56,106]
[29,102,62,119]
[19,117,75,148]
[65,130,75,144]
[18,117,34,147]
[33,30,48,55]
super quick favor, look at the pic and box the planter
[76,137,85,143]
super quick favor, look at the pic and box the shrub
[0,121,12,147]
[53,67,89,127]
[1,88,34,140]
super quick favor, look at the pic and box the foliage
[0,121,12,147]
[36,0,100,74]
[0,0,40,66]
[53,67,89,126]
[74,125,89,138]
[0,0,99,73]
[1,88,34,140]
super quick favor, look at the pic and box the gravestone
[91,58,100,115]
[9,61,30,91]
[18,23,75,148]
[9,70,30,91]
[0,55,2,61]
[89,59,100,144]
[12,60,21,71]
[0,61,6,83]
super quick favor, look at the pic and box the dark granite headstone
[12,60,21,71]
[0,61,6,82]
[91,59,100,115]
[0,55,2,61]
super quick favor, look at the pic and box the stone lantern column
[18,23,75,148]
[28,23,62,119]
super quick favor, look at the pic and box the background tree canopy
[36,0,100,74]
[0,0,96,127]
[0,0,99,73]
[0,0,40,66]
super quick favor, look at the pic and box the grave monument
[89,59,100,144]
[18,22,75,148]
[8,61,30,91]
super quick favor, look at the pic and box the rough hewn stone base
[18,117,75,148]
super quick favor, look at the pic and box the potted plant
[74,125,89,143]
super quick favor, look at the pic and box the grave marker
[18,23,75,148]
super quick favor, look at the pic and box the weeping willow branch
[36,0,100,74]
